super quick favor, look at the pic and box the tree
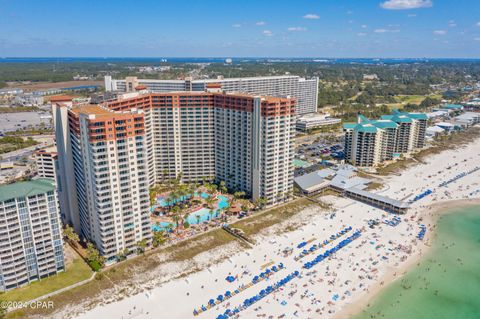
[63,224,80,246]
[255,197,268,210]
[86,242,105,271]
[152,230,166,247]
[233,191,246,201]
[219,180,228,194]
[136,239,148,255]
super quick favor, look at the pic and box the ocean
[352,205,480,319]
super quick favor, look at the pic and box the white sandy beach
[69,136,480,319]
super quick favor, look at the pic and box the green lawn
[1,251,92,303]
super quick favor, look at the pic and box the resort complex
[53,90,295,259]
[0,179,64,291]
[343,111,427,167]
[104,75,319,115]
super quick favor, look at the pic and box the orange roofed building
[53,91,295,259]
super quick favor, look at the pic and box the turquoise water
[156,192,210,207]
[151,195,230,231]
[352,206,480,319]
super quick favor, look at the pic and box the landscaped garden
[149,178,256,242]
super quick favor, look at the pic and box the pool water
[151,221,173,232]
[151,195,230,231]
[156,192,210,207]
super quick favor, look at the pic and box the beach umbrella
[225,291,231,297]
[209,299,215,305]
[217,295,224,302]
[201,305,207,311]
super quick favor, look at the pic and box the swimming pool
[151,221,173,232]
[156,192,210,207]
[151,194,230,231]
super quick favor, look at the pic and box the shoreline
[22,134,480,319]
[335,198,480,319]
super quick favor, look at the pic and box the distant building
[343,111,427,167]
[453,112,480,127]
[441,104,463,111]
[13,93,44,106]
[296,113,341,132]
[104,75,319,115]
[34,146,58,180]
[363,74,378,81]
[426,126,445,138]
[0,179,64,291]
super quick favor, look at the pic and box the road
[0,135,55,163]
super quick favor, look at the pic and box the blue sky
[0,0,479,58]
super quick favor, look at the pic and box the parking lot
[293,135,345,177]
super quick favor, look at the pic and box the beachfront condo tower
[104,75,318,115]
[344,111,427,167]
[53,90,295,258]
[0,179,65,291]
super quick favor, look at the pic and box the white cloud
[287,27,307,32]
[474,37,480,41]
[303,14,320,20]
[433,30,447,35]
[232,24,241,28]
[374,28,400,33]
[357,32,367,36]
[262,30,273,36]
[477,22,480,27]
[380,0,433,10]
[255,21,266,26]
[361,24,368,29]
[407,13,417,17]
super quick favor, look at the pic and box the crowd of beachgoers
[65,136,480,319]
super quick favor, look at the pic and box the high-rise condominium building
[58,104,151,259]
[0,179,64,291]
[105,75,318,115]
[35,146,58,180]
[343,111,427,167]
[54,91,295,259]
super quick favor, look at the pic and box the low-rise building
[0,179,64,291]
[453,112,480,127]
[295,113,341,132]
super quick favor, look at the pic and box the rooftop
[0,178,55,202]
[345,187,410,209]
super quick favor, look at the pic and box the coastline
[17,134,480,319]
[335,198,480,319]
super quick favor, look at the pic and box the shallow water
[353,206,480,319]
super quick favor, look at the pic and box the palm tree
[162,169,169,184]
[205,195,215,210]
[171,206,181,231]
[233,191,246,201]
[219,180,228,194]
[136,239,148,255]
[208,209,215,221]
[255,197,268,210]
